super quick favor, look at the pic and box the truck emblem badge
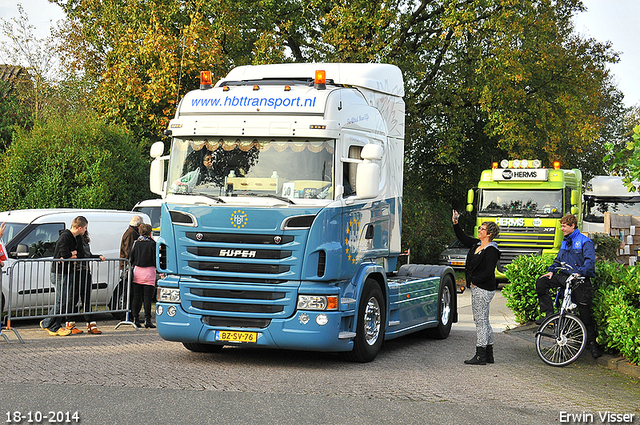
[532,218,542,227]
[274,236,282,244]
[196,233,204,241]
[231,210,248,228]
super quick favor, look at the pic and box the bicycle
[534,262,587,367]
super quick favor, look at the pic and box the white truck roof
[585,176,639,197]
[220,63,404,97]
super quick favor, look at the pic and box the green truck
[467,159,582,279]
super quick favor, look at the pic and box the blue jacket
[549,228,595,277]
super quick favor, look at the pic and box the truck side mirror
[150,141,166,196]
[466,189,475,212]
[570,189,580,206]
[356,144,383,199]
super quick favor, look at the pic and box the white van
[0,209,150,314]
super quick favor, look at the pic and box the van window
[17,223,65,258]
[133,206,161,230]
[1,222,27,244]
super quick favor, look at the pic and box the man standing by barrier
[41,216,88,336]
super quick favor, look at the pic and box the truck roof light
[253,85,260,91]
[521,159,529,168]
[314,70,326,90]
[512,159,521,168]
[553,161,561,170]
[200,71,212,89]
[222,85,230,91]
[500,159,509,168]
[284,85,291,91]
[532,159,541,168]
[492,162,499,169]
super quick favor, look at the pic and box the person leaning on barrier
[120,215,144,270]
[73,230,106,334]
[40,216,88,337]
[535,213,602,359]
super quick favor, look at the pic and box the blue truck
[149,63,457,362]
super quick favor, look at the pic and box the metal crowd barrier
[1,258,134,343]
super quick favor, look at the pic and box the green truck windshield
[479,189,564,217]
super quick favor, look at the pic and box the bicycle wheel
[535,313,586,367]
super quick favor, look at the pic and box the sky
[0,0,639,107]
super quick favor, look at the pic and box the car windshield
[1,222,27,244]
[584,197,640,223]
[479,189,563,217]
[166,137,335,200]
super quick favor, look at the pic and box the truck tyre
[425,274,454,339]
[345,278,385,363]
[182,342,224,353]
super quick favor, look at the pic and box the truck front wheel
[345,278,385,363]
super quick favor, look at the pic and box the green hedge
[503,255,640,365]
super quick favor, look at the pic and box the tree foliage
[0,111,152,211]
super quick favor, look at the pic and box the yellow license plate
[452,261,465,266]
[215,330,257,343]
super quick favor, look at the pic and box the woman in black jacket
[129,224,157,328]
[453,210,501,365]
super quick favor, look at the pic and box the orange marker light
[492,162,499,169]
[253,85,260,91]
[327,296,338,310]
[200,71,212,89]
[553,161,561,170]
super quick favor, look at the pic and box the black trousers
[131,282,154,322]
[535,273,596,344]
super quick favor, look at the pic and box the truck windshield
[479,189,563,217]
[584,197,640,223]
[167,137,335,200]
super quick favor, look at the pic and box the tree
[605,124,640,192]
[0,4,62,122]
[0,111,152,211]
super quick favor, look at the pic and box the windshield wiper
[192,192,226,203]
[244,193,295,205]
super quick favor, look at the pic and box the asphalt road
[1,290,639,425]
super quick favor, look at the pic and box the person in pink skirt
[129,223,157,328]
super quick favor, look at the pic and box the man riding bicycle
[535,213,602,359]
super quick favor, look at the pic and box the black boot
[486,345,494,364]
[464,346,487,365]
[133,316,142,328]
[144,320,156,329]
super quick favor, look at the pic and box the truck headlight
[297,295,338,311]
[157,287,180,303]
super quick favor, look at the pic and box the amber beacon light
[314,70,326,90]
[200,71,213,90]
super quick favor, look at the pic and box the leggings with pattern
[471,285,495,347]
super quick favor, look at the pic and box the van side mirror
[15,244,29,259]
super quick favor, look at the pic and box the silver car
[438,239,468,270]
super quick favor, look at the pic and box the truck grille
[497,248,543,273]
